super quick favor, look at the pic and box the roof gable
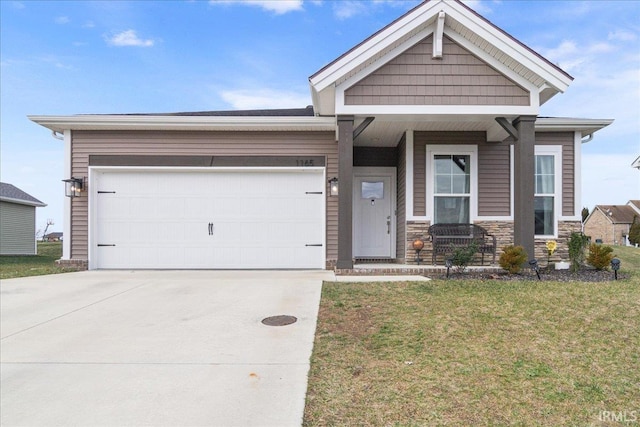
[0,182,46,207]
[309,0,573,116]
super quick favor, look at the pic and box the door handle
[208,222,213,236]
[386,216,391,234]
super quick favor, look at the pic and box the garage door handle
[97,244,116,247]
[305,244,323,247]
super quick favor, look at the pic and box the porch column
[513,115,537,260]
[337,116,354,269]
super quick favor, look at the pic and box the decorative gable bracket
[433,10,445,58]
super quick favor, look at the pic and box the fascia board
[309,0,443,92]
[28,115,337,132]
[535,118,614,135]
[442,3,573,92]
[0,197,47,207]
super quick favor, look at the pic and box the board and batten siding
[345,35,529,106]
[0,201,37,255]
[70,130,338,263]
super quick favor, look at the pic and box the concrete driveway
[1,270,334,427]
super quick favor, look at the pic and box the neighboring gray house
[0,182,47,255]
[30,0,612,270]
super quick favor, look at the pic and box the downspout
[52,130,64,140]
[581,133,593,144]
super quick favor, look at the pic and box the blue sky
[1,0,639,235]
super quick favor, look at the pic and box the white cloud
[219,88,310,109]
[333,0,367,20]
[581,153,640,209]
[55,16,70,25]
[461,0,492,14]
[82,21,95,29]
[608,29,637,42]
[11,1,25,9]
[588,42,615,54]
[210,0,303,15]
[105,30,154,47]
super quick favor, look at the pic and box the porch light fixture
[328,177,339,196]
[529,259,541,280]
[611,258,621,280]
[63,177,84,198]
[412,239,424,265]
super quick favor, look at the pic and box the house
[44,232,63,242]
[29,0,612,270]
[584,200,640,246]
[0,182,47,255]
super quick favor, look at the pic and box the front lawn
[304,246,640,426]
[0,242,78,279]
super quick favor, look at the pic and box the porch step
[335,263,502,276]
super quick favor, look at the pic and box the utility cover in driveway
[93,169,325,269]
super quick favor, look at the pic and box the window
[361,181,384,199]
[534,147,561,237]
[427,146,477,224]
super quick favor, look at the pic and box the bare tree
[41,219,54,242]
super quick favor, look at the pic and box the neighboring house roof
[44,232,63,238]
[0,182,46,207]
[628,200,640,214]
[594,205,638,224]
[632,156,640,169]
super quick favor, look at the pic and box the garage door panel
[95,170,324,269]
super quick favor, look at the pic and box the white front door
[353,168,395,258]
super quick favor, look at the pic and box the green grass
[304,246,640,426]
[0,242,79,279]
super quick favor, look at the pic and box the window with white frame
[427,146,477,224]
[534,146,562,237]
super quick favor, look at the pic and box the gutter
[28,115,337,133]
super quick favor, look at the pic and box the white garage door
[92,169,325,269]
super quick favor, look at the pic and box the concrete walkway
[1,270,333,427]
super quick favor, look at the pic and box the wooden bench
[427,223,497,265]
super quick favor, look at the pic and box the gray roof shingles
[0,182,46,206]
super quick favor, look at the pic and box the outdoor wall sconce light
[445,258,453,278]
[529,259,541,280]
[611,258,621,280]
[62,177,84,198]
[328,177,339,196]
[412,239,424,265]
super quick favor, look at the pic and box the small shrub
[450,242,477,273]
[568,232,589,272]
[499,245,528,274]
[587,243,614,270]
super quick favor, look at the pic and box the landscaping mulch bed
[440,267,627,282]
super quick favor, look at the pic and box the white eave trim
[28,115,337,132]
[0,197,47,207]
[535,118,614,135]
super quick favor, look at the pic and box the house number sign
[296,159,317,167]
